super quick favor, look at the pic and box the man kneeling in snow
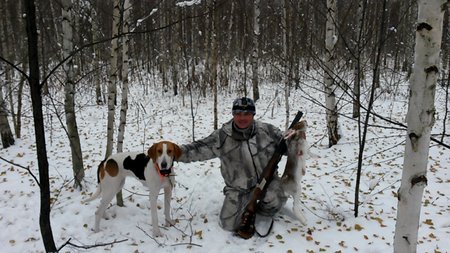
[178,97,287,234]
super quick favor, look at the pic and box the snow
[0,80,449,253]
[176,0,202,8]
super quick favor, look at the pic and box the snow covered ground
[0,80,449,253]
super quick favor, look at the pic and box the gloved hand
[283,121,307,140]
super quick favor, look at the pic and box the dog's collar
[154,162,171,182]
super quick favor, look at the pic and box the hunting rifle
[236,111,304,239]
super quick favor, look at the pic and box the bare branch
[0,155,40,187]
[58,238,128,251]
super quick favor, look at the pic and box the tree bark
[352,0,366,119]
[282,0,290,129]
[394,0,446,252]
[62,0,84,189]
[23,0,57,251]
[105,0,120,159]
[0,0,15,148]
[107,0,124,206]
[324,0,340,147]
[210,1,219,130]
[12,73,25,138]
[91,4,103,105]
[117,0,131,154]
[0,85,15,148]
[251,0,260,102]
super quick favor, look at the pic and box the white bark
[90,5,102,105]
[105,0,121,158]
[251,0,260,102]
[324,0,339,147]
[62,0,84,188]
[117,0,131,153]
[210,2,218,130]
[394,0,446,252]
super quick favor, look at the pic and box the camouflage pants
[219,177,287,231]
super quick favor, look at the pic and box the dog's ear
[147,143,158,162]
[173,143,182,161]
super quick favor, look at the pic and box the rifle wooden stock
[236,111,303,239]
[244,148,284,213]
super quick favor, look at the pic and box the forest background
[0,0,449,252]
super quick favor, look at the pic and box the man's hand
[283,120,307,140]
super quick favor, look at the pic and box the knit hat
[232,97,256,115]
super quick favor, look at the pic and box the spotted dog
[83,141,182,236]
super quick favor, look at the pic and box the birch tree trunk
[117,0,131,153]
[210,1,219,130]
[251,0,260,102]
[6,0,27,139]
[220,0,234,88]
[105,0,123,206]
[324,0,340,147]
[0,86,15,148]
[394,0,446,252]
[10,60,26,139]
[105,0,121,158]
[239,0,248,97]
[12,72,25,138]
[91,5,103,105]
[62,0,84,189]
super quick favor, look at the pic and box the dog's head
[147,141,182,175]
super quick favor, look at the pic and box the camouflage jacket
[179,119,283,193]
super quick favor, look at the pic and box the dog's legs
[163,184,174,227]
[149,186,162,237]
[93,178,124,232]
[94,188,116,232]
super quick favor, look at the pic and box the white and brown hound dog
[83,141,182,236]
[282,120,308,225]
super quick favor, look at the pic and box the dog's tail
[82,159,105,203]
[82,185,101,203]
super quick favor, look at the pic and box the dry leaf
[423,219,434,226]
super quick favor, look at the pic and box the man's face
[233,112,254,129]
